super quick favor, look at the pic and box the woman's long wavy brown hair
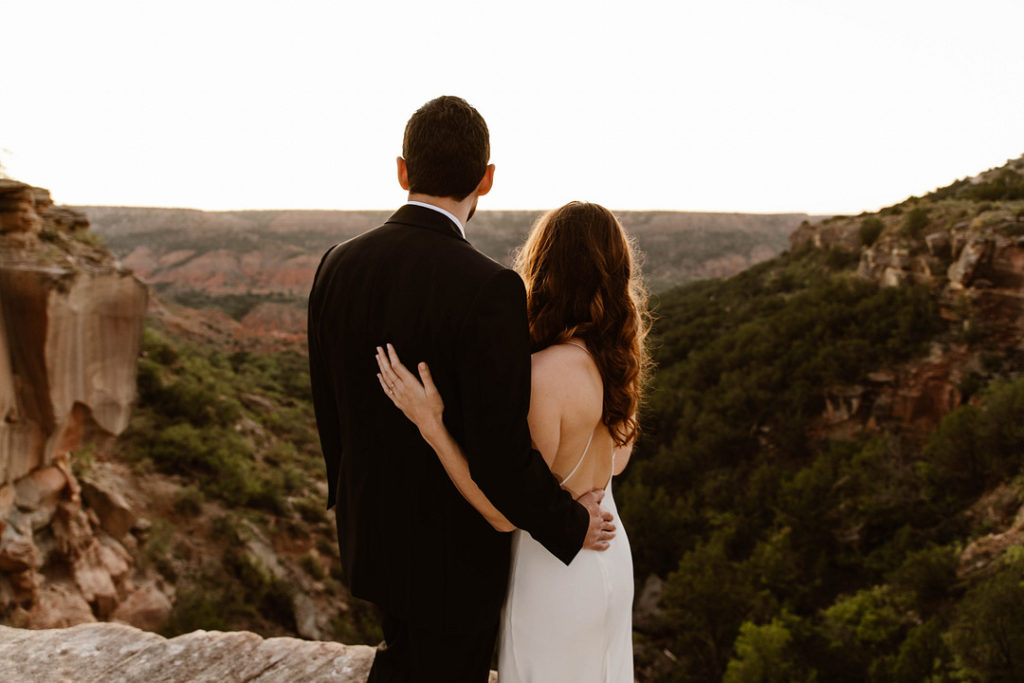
[514,202,651,446]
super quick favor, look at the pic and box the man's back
[309,204,563,629]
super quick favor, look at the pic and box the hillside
[622,155,1024,681]
[80,206,809,326]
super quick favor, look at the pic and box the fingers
[386,343,418,384]
[418,362,438,395]
[376,373,396,403]
[376,347,399,388]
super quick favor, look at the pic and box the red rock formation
[0,181,155,628]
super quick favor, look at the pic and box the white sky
[2,0,1022,214]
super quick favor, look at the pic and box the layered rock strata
[0,181,151,627]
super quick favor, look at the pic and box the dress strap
[558,429,594,487]
[564,341,591,355]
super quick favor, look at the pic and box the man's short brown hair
[402,96,490,201]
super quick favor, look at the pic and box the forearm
[420,421,515,533]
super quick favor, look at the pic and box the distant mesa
[77,205,812,345]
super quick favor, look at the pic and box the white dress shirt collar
[405,200,466,238]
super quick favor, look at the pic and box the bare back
[528,341,615,499]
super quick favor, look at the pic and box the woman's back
[528,342,615,498]
[498,339,634,682]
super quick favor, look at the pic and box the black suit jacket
[308,204,589,629]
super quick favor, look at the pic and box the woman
[375,201,650,681]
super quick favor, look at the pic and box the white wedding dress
[497,437,634,682]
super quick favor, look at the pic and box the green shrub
[891,618,951,682]
[295,497,326,525]
[921,378,1024,500]
[301,551,326,580]
[724,617,796,683]
[885,544,957,607]
[821,586,914,681]
[162,585,231,635]
[174,486,204,517]
[903,207,930,237]
[859,217,885,246]
[949,559,1024,680]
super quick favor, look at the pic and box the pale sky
[2,0,1022,214]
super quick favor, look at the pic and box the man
[307,96,614,681]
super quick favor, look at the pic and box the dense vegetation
[926,162,1024,202]
[619,242,1024,681]
[116,325,381,644]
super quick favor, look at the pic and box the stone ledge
[0,622,375,682]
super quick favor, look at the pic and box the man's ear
[475,164,496,197]
[397,157,410,191]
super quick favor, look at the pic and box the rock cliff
[791,156,1024,442]
[788,156,1024,587]
[0,180,152,629]
[0,622,375,682]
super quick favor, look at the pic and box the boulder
[81,471,136,539]
[0,622,376,683]
[0,523,41,572]
[948,235,994,287]
[112,583,172,632]
[72,541,119,617]
[25,581,97,629]
[293,591,331,641]
[13,465,68,530]
[634,574,666,632]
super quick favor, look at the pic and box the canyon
[2,154,1023,680]
[80,205,810,348]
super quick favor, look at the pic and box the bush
[859,217,885,246]
[885,544,957,607]
[821,586,914,681]
[892,618,950,682]
[921,378,1024,500]
[903,207,930,237]
[174,486,205,517]
[725,615,811,683]
[949,559,1024,680]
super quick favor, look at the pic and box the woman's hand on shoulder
[376,344,445,436]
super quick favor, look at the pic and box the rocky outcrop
[789,218,861,251]
[0,622,376,682]
[814,343,971,440]
[790,162,1024,445]
[0,182,148,480]
[958,484,1024,579]
[0,181,150,628]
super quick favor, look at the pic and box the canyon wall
[789,159,1024,444]
[0,180,155,629]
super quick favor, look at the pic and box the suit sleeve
[456,269,589,565]
[309,245,342,510]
